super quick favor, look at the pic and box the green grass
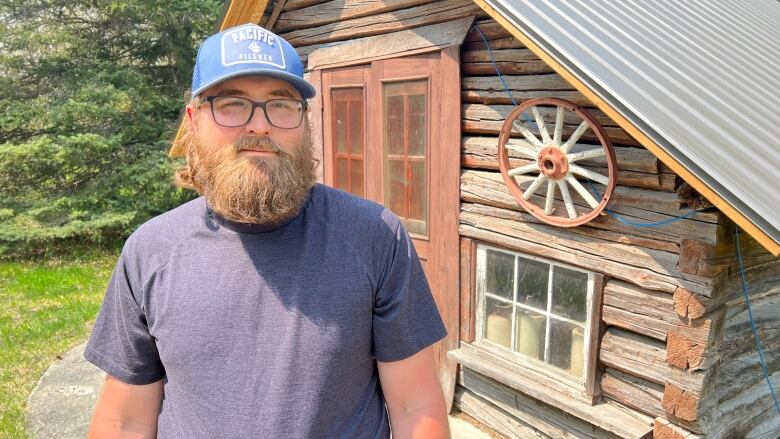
[0,248,118,438]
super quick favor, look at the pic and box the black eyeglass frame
[199,96,308,129]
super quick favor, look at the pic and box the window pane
[408,94,425,156]
[551,266,588,322]
[514,308,546,361]
[386,159,406,216]
[385,95,404,155]
[349,99,364,155]
[484,296,512,349]
[548,319,585,378]
[408,161,426,225]
[485,249,514,300]
[516,258,549,311]
[335,157,348,191]
[334,100,348,153]
[351,159,364,197]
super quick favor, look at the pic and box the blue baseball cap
[191,24,315,99]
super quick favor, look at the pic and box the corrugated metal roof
[484,0,780,247]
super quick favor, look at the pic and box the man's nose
[245,106,271,135]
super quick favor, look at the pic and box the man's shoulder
[311,184,401,231]
[122,197,207,259]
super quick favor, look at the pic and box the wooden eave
[470,0,780,257]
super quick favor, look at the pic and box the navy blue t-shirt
[85,184,447,438]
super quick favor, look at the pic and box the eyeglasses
[200,96,307,129]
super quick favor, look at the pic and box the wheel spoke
[561,120,590,153]
[566,174,600,209]
[553,106,564,146]
[567,148,605,163]
[505,140,539,158]
[508,162,540,176]
[557,180,578,219]
[523,173,546,200]
[512,119,545,149]
[531,106,551,144]
[569,164,610,186]
[544,179,556,215]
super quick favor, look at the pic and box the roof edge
[472,0,780,256]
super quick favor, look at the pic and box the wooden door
[321,49,460,405]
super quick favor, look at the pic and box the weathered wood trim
[450,345,654,438]
[469,0,780,256]
[278,0,483,46]
[454,387,549,439]
[457,375,625,439]
[307,16,474,70]
[653,417,702,439]
[459,237,476,343]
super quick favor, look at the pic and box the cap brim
[192,69,316,99]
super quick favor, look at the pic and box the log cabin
[170,1,780,437]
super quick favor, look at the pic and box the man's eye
[270,101,295,110]
[217,99,248,109]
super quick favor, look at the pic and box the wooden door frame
[314,45,461,410]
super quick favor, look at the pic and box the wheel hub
[537,146,568,180]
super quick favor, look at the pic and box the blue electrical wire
[736,227,780,417]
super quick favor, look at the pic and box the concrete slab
[26,342,495,438]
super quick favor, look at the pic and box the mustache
[233,136,287,154]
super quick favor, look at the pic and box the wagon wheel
[497,98,617,227]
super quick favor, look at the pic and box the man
[84,24,450,438]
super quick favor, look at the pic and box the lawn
[0,249,118,438]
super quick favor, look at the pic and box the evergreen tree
[0,0,223,257]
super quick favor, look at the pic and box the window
[331,87,365,197]
[476,244,595,383]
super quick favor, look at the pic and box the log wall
[272,5,779,437]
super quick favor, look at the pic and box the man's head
[175,24,318,225]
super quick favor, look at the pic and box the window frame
[473,242,603,398]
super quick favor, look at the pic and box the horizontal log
[653,417,702,439]
[602,280,680,341]
[461,49,540,64]
[278,0,483,46]
[458,371,624,439]
[462,36,525,51]
[454,387,547,439]
[464,19,511,41]
[602,368,664,419]
[284,0,330,12]
[464,89,594,107]
[461,60,555,76]
[463,74,574,91]
[462,203,681,253]
[699,374,780,438]
[274,0,434,33]
[600,328,707,395]
[662,383,700,424]
[460,170,719,246]
[673,287,723,320]
[462,135,661,174]
[678,239,717,277]
[463,103,621,129]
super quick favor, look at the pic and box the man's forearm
[388,405,450,439]
[87,417,158,439]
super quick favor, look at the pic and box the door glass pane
[383,80,428,235]
[351,159,364,197]
[331,87,364,197]
[485,249,514,300]
[516,258,549,311]
[335,157,348,192]
[484,296,512,349]
[548,319,585,378]
[551,266,588,322]
[514,308,546,361]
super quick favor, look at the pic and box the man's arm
[88,375,164,439]
[377,345,450,439]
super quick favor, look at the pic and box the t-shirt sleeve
[372,219,447,362]
[84,247,165,385]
